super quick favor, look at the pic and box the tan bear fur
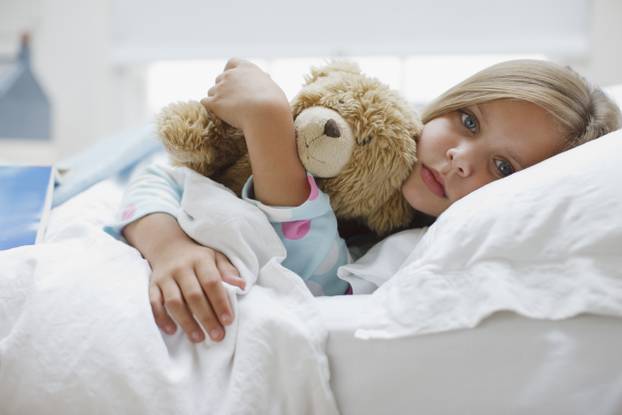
[156,61,422,236]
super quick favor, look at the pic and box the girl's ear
[303,60,362,85]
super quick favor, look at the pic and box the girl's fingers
[176,270,224,342]
[195,259,235,328]
[224,57,241,70]
[200,97,212,110]
[149,282,177,335]
[160,278,204,343]
[215,252,246,290]
[221,274,246,289]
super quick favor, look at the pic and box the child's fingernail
[165,325,175,334]
[210,329,222,340]
[221,314,231,325]
[192,331,203,342]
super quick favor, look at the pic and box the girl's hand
[149,241,246,343]
[123,213,246,343]
[200,58,290,132]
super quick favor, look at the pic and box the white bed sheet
[41,174,622,414]
[4,176,340,414]
[316,295,622,415]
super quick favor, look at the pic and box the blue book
[0,165,55,250]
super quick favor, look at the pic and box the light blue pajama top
[105,163,351,296]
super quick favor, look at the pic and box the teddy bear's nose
[323,119,341,138]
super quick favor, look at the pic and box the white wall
[589,0,622,86]
[0,0,147,163]
[0,0,621,164]
[34,0,148,154]
[109,0,589,61]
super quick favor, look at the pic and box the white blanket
[0,172,339,415]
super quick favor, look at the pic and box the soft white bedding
[1,118,622,413]
[0,174,339,415]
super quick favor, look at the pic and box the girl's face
[402,99,565,217]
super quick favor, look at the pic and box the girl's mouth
[421,165,447,198]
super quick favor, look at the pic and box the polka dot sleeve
[241,174,333,224]
[241,174,351,296]
[103,162,185,240]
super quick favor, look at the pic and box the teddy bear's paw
[157,101,209,145]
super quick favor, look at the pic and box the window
[147,54,546,115]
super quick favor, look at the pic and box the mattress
[316,295,622,415]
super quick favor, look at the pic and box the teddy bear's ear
[303,60,362,85]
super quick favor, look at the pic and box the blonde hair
[421,59,622,150]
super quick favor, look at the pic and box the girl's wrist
[123,213,191,262]
[241,95,292,136]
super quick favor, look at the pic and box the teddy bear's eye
[338,99,345,104]
[360,136,373,145]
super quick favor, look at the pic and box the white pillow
[354,127,622,340]
[338,228,427,293]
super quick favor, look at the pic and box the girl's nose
[446,147,473,177]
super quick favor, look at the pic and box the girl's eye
[460,111,478,133]
[494,158,515,177]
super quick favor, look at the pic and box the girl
[112,58,621,344]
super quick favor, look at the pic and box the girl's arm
[108,163,244,343]
[201,58,310,207]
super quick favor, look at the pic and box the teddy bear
[156,61,421,237]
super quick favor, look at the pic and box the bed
[1,89,621,414]
[319,296,622,414]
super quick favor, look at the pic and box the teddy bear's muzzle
[295,106,354,178]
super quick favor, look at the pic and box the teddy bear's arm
[157,101,248,181]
